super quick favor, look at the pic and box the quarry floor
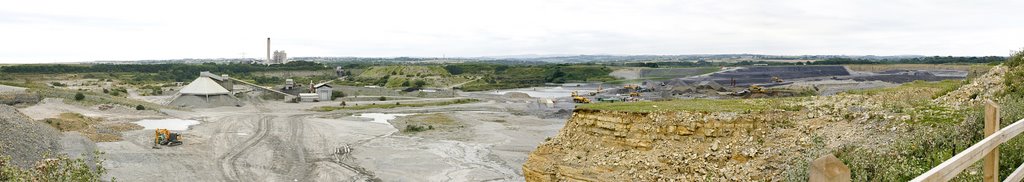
[23,93,569,181]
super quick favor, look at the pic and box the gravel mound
[503,92,532,99]
[168,94,243,108]
[0,104,62,168]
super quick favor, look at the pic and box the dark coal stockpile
[706,66,851,86]
[849,70,966,83]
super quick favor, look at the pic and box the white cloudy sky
[1,0,1023,63]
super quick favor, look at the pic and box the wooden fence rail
[912,100,1024,182]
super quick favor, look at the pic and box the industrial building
[273,50,288,64]
[264,37,289,65]
[314,83,332,101]
[168,72,242,108]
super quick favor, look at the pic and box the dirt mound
[0,91,39,106]
[0,105,62,168]
[525,109,811,181]
[504,92,533,99]
[935,65,1006,109]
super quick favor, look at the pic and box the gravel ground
[76,92,567,181]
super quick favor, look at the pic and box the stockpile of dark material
[850,70,963,83]
[707,66,850,86]
[0,105,62,168]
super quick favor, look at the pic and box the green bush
[404,125,430,132]
[1006,49,1024,95]
[378,96,386,101]
[0,151,110,181]
[135,105,145,110]
[73,92,85,101]
[330,90,346,100]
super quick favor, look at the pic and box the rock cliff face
[523,108,802,181]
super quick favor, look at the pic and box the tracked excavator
[153,128,182,149]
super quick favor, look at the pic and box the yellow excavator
[154,129,182,148]
[571,91,591,103]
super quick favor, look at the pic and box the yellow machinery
[154,129,183,147]
[771,76,784,83]
[748,85,766,94]
[571,91,591,103]
[629,91,641,97]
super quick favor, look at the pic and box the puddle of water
[133,119,201,131]
[354,113,411,124]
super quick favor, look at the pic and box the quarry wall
[524,108,797,181]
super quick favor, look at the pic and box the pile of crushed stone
[0,104,62,168]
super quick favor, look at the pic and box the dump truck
[154,129,183,148]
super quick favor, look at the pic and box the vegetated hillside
[358,65,450,78]
[353,65,468,88]
[0,105,62,168]
[0,61,331,83]
[456,65,616,91]
[526,56,1024,181]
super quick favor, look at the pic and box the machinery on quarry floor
[730,85,800,98]
[153,128,183,148]
[571,91,591,103]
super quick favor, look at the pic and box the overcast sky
[1,0,1023,63]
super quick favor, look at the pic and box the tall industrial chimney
[266,37,271,64]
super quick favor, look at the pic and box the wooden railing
[912,100,1024,182]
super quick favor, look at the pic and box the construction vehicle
[629,91,641,97]
[588,85,602,96]
[770,76,784,83]
[730,85,766,96]
[623,84,639,91]
[571,91,591,103]
[154,129,183,148]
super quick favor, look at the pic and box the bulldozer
[153,129,183,148]
[571,91,591,103]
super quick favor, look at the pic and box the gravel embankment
[0,104,62,168]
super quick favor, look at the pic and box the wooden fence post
[984,100,1000,182]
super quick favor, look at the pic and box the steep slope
[0,105,62,168]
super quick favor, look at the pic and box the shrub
[330,91,346,100]
[135,105,145,110]
[73,92,85,101]
[404,125,430,132]
[378,96,386,101]
[1006,49,1024,95]
[0,151,110,181]
[50,82,66,87]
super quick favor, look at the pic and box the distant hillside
[354,65,467,88]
